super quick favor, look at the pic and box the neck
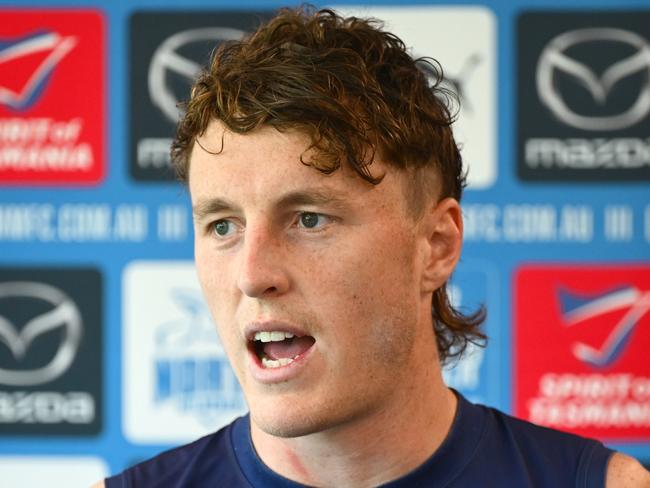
[250,344,457,487]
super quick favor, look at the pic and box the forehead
[190,120,317,183]
[188,120,407,209]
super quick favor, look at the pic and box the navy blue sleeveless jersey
[106,393,614,487]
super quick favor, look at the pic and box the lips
[245,323,316,372]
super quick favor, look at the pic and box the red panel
[514,265,650,441]
[0,9,105,185]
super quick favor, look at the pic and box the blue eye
[299,212,324,229]
[213,220,235,237]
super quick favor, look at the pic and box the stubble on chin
[251,405,336,439]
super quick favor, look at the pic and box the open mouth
[251,331,316,369]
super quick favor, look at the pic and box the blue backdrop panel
[0,0,648,485]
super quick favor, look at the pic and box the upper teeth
[254,331,295,342]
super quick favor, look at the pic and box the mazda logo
[0,282,82,386]
[148,27,247,123]
[536,28,650,131]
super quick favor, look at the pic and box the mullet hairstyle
[171,6,486,364]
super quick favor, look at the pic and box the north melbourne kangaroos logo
[123,261,247,443]
[153,287,245,416]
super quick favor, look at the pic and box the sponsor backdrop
[0,0,648,484]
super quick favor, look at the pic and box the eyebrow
[276,189,350,210]
[192,197,239,221]
[192,188,351,221]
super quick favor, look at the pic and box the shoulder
[476,402,614,484]
[606,452,650,488]
[480,403,650,487]
[483,403,608,456]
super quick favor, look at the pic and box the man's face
[190,121,435,438]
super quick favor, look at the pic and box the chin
[251,409,328,438]
[248,393,360,439]
[248,388,382,440]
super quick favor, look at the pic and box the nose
[237,224,290,298]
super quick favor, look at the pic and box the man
[99,7,649,487]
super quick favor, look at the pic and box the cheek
[195,247,217,306]
[349,239,419,336]
[195,241,233,296]
[315,237,418,325]
[315,260,418,384]
[195,247,237,334]
[342,236,416,301]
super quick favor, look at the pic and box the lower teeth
[261,356,296,369]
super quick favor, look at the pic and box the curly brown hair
[171,6,486,364]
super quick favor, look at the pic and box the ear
[419,198,463,293]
